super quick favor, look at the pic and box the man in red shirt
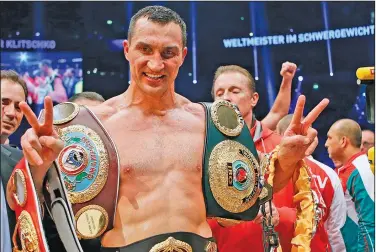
[208,63,303,252]
[277,114,347,251]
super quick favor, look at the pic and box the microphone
[356,67,374,85]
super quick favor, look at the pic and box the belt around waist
[100,232,217,252]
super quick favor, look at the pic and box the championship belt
[41,102,120,252]
[10,158,50,252]
[200,100,263,221]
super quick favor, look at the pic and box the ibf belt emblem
[57,125,109,204]
[208,140,261,213]
[228,160,252,191]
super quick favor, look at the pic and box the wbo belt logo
[58,132,100,193]
[60,145,88,175]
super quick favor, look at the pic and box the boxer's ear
[123,40,130,61]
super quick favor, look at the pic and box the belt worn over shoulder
[101,232,217,252]
[200,100,263,221]
[41,102,120,252]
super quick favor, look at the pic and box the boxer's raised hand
[274,95,329,191]
[20,96,64,188]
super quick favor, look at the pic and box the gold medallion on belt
[210,100,244,137]
[13,211,39,252]
[208,140,261,213]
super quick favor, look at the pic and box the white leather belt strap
[43,162,83,252]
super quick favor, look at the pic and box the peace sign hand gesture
[274,95,329,191]
[19,96,64,189]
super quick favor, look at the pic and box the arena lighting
[290,28,294,32]
[35,32,40,37]
[58,59,66,63]
[72,58,83,63]
[322,2,334,77]
[16,31,20,36]
[190,2,198,85]
[188,73,192,76]
[249,2,259,85]
[313,83,319,90]
[107,20,113,25]
[87,70,91,75]
[298,76,303,81]
[93,68,98,74]
[20,52,28,62]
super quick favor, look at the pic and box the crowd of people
[1,5,374,252]
[7,60,83,117]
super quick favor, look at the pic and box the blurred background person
[361,129,375,152]
[68,91,105,106]
[325,119,375,252]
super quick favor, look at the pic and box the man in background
[325,119,375,251]
[1,69,28,251]
[361,129,375,152]
[277,114,347,251]
[1,70,28,145]
[68,91,105,106]
[208,63,322,252]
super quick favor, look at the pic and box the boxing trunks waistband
[100,232,217,252]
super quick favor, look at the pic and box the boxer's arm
[272,96,328,193]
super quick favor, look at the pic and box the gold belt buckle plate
[149,237,193,252]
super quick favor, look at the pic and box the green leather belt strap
[200,100,262,221]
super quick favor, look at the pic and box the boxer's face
[213,71,259,119]
[124,18,187,96]
[1,79,25,138]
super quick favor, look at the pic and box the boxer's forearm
[29,163,49,203]
[273,159,296,193]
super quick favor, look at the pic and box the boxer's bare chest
[103,108,205,178]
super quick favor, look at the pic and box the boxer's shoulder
[89,98,118,121]
[183,102,205,119]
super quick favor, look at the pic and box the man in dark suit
[1,70,29,251]
[1,70,101,251]
[1,70,67,251]
[1,144,23,251]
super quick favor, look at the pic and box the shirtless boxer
[11,6,328,251]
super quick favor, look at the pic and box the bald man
[68,91,105,106]
[325,119,375,252]
[361,129,375,152]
